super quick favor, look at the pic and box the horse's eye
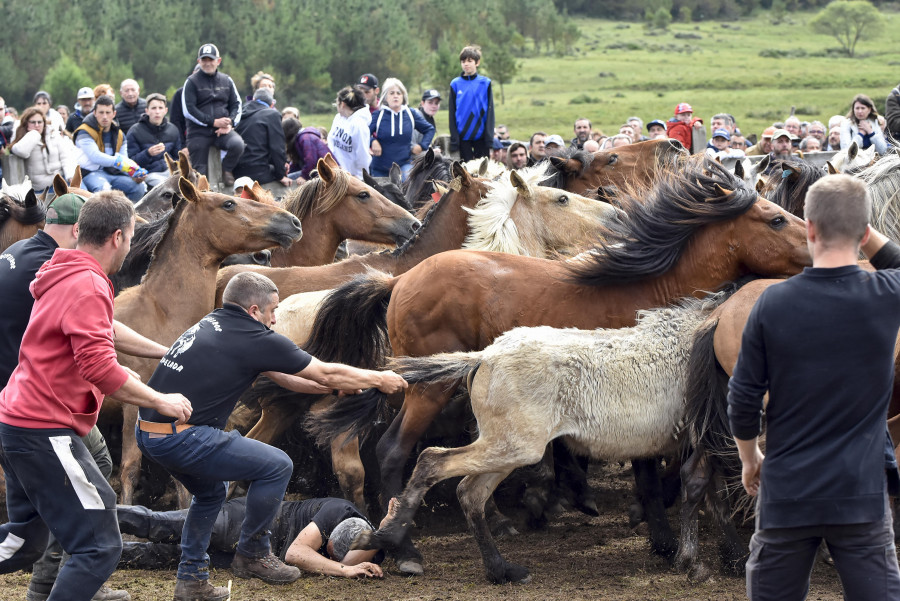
[770,214,787,228]
[222,200,236,210]
[557,195,569,205]
[357,191,370,200]
[607,154,618,166]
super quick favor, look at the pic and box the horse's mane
[566,157,757,287]
[377,176,464,259]
[111,210,172,293]
[143,199,188,275]
[0,188,46,227]
[541,148,595,190]
[461,158,508,180]
[282,169,349,218]
[766,159,825,218]
[462,163,550,254]
[404,151,452,209]
[860,148,900,242]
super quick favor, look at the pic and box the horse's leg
[246,399,300,443]
[632,456,678,560]
[708,468,748,576]
[485,496,519,538]
[520,444,556,529]
[552,440,597,516]
[330,433,367,516]
[674,449,712,582]
[459,470,532,585]
[119,404,141,504]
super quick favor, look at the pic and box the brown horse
[302,158,811,572]
[270,158,420,267]
[0,184,45,252]
[107,177,302,505]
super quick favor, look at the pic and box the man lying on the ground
[117,496,395,579]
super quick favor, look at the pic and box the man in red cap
[665,102,703,152]
[355,74,380,114]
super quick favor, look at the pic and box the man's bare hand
[340,562,382,579]
[154,393,192,425]
[148,143,166,157]
[741,446,764,496]
[377,370,407,394]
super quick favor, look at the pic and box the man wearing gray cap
[66,88,95,133]
[234,88,289,187]
[182,43,244,187]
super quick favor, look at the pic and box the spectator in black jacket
[116,79,147,134]
[182,43,244,186]
[234,88,289,187]
[126,93,183,188]
[886,84,900,143]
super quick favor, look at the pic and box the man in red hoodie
[666,102,703,153]
[0,191,193,601]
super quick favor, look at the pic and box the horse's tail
[304,388,390,449]
[387,352,483,388]
[683,317,740,478]
[303,270,396,368]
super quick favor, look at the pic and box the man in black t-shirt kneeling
[136,272,407,601]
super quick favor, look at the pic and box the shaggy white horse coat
[355,298,717,584]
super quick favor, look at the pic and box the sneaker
[92,585,132,601]
[26,585,50,601]
[172,578,230,601]
[231,552,301,585]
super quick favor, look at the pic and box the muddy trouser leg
[0,425,121,601]
[117,497,247,550]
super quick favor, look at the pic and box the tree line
[555,0,896,20]
[0,0,577,114]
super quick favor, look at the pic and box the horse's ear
[197,174,210,191]
[848,141,859,162]
[755,177,766,194]
[389,163,402,187]
[450,160,466,180]
[24,189,37,208]
[70,166,82,189]
[164,153,177,175]
[38,188,48,204]
[714,155,722,164]
[178,176,202,204]
[323,153,339,169]
[714,183,732,197]
[317,158,335,184]
[549,155,581,175]
[510,170,531,199]
[734,159,745,179]
[826,161,838,175]
[362,169,377,188]
[52,174,68,199]
[424,147,435,167]
[756,154,770,174]
[784,163,800,178]
[478,158,489,176]
[178,149,192,176]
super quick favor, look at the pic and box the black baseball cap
[357,74,379,90]
[198,43,220,59]
[421,89,441,102]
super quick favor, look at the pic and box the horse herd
[1,138,899,585]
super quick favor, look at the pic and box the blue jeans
[370,162,413,181]
[136,426,293,581]
[82,170,147,202]
[0,424,121,601]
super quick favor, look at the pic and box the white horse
[345,297,723,584]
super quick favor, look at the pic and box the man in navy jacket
[126,93,182,188]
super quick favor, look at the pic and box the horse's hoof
[488,562,532,585]
[687,562,713,584]
[351,529,377,551]
[628,502,644,527]
[396,558,424,576]
[490,520,520,539]
[574,496,599,517]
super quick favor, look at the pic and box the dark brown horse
[108,178,302,505]
[302,158,811,572]
[0,185,45,252]
[133,151,202,217]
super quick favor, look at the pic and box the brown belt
[138,420,194,435]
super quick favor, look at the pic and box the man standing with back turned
[0,191,192,601]
[729,174,900,601]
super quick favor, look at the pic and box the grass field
[304,10,900,143]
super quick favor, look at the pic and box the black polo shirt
[0,230,58,387]
[141,303,311,428]
[273,498,375,561]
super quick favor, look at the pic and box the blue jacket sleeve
[727,298,769,440]
[413,109,435,148]
[482,81,495,147]
[448,80,459,150]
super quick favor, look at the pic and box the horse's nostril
[411,221,421,231]
[291,216,302,229]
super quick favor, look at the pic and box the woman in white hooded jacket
[10,106,75,194]
[840,93,888,155]
[327,86,371,179]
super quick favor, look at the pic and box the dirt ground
[0,461,848,601]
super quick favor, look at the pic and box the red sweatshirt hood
[31,248,113,301]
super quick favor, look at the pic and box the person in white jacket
[9,107,75,194]
[840,93,888,155]
[327,86,371,179]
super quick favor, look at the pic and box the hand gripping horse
[345,296,726,585]
[301,157,812,574]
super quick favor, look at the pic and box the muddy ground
[0,461,848,601]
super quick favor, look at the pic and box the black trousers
[185,127,245,175]
[458,138,490,161]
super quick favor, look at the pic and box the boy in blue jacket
[449,45,494,161]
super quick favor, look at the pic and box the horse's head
[363,167,412,212]
[404,148,453,210]
[469,166,621,257]
[828,141,877,175]
[0,187,46,251]
[177,177,302,258]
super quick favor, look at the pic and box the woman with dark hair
[10,106,75,194]
[327,86,371,178]
[841,93,887,154]
[283,117,331,182]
